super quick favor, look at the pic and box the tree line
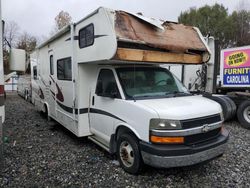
[178,2,250,48]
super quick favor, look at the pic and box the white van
[31,7,228,174]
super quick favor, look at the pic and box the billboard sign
[221,46,250,87]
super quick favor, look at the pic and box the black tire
[205,95,231,121]
[43,105,51,121]
[221,96,236,120]
[237,100,250,129]
[117,134,143,174]
[215,96,231,121]
[25,92,28,101]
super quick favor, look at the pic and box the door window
[50,55,54,75]
[33,66,38,80]
[95,69,121,98]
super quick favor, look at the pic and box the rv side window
[33,66,37,80]
[95,69,121,99]
[79,24,94,48]
[50,55,54,75]
[57,57,72,81]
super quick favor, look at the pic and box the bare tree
[16,32,37,54]
[4,21,20,48]
[55,11,72,30]
[50,11,72,36]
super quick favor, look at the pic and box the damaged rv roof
[38,7,210,64]
[115,10,208,55]
[113,9,210,63]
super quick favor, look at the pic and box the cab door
[89,69,122,146]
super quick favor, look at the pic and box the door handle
[49,81,51,85]
[92,96,95,106]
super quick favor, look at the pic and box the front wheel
[117,134,143,174]
[237,100,250,129]
[25,92,28,101]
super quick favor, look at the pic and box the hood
[136,95,222,120]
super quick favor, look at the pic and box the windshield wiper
[166,91,191,97]
[132,95,137,102]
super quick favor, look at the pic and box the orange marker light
[150,136,184,144]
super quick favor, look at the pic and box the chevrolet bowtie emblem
[202,124,211,133]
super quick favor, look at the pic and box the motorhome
[31,7,229,174]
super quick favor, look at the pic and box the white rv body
[31,7,228,173]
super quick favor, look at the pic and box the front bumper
[140,129,229,168]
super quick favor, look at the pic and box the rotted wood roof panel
[115,11,207,54]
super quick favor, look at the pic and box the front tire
[25,91,28,101]
[237,100,250,129]
[43,104,51,121]
[117,134,143,174]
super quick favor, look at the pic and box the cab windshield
[116,67,190,100]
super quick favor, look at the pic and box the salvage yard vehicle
[30,7,229,174]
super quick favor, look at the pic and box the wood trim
[114,48,203,64]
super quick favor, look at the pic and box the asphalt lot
[0,93,250,187]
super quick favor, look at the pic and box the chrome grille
[181,114,221,129]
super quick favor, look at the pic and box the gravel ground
[0,93,250,187]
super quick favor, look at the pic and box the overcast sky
[1,0,245,38]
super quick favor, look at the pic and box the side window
[95,69,121,98]
[50,55,54,75]
[57,57,72,81]
[33,66,37,80]
[79,24,94,48]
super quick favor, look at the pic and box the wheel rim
[119,141,134,168]
[243,106,250,123]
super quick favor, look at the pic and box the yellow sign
[226,51,248,67]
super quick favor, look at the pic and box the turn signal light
[150,135,184,144]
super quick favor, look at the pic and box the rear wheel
[117,134,143,174]
[43,104,51,121]
[25,90,29,101]
[237,100,250,129]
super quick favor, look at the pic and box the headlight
[150,119,182,130]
